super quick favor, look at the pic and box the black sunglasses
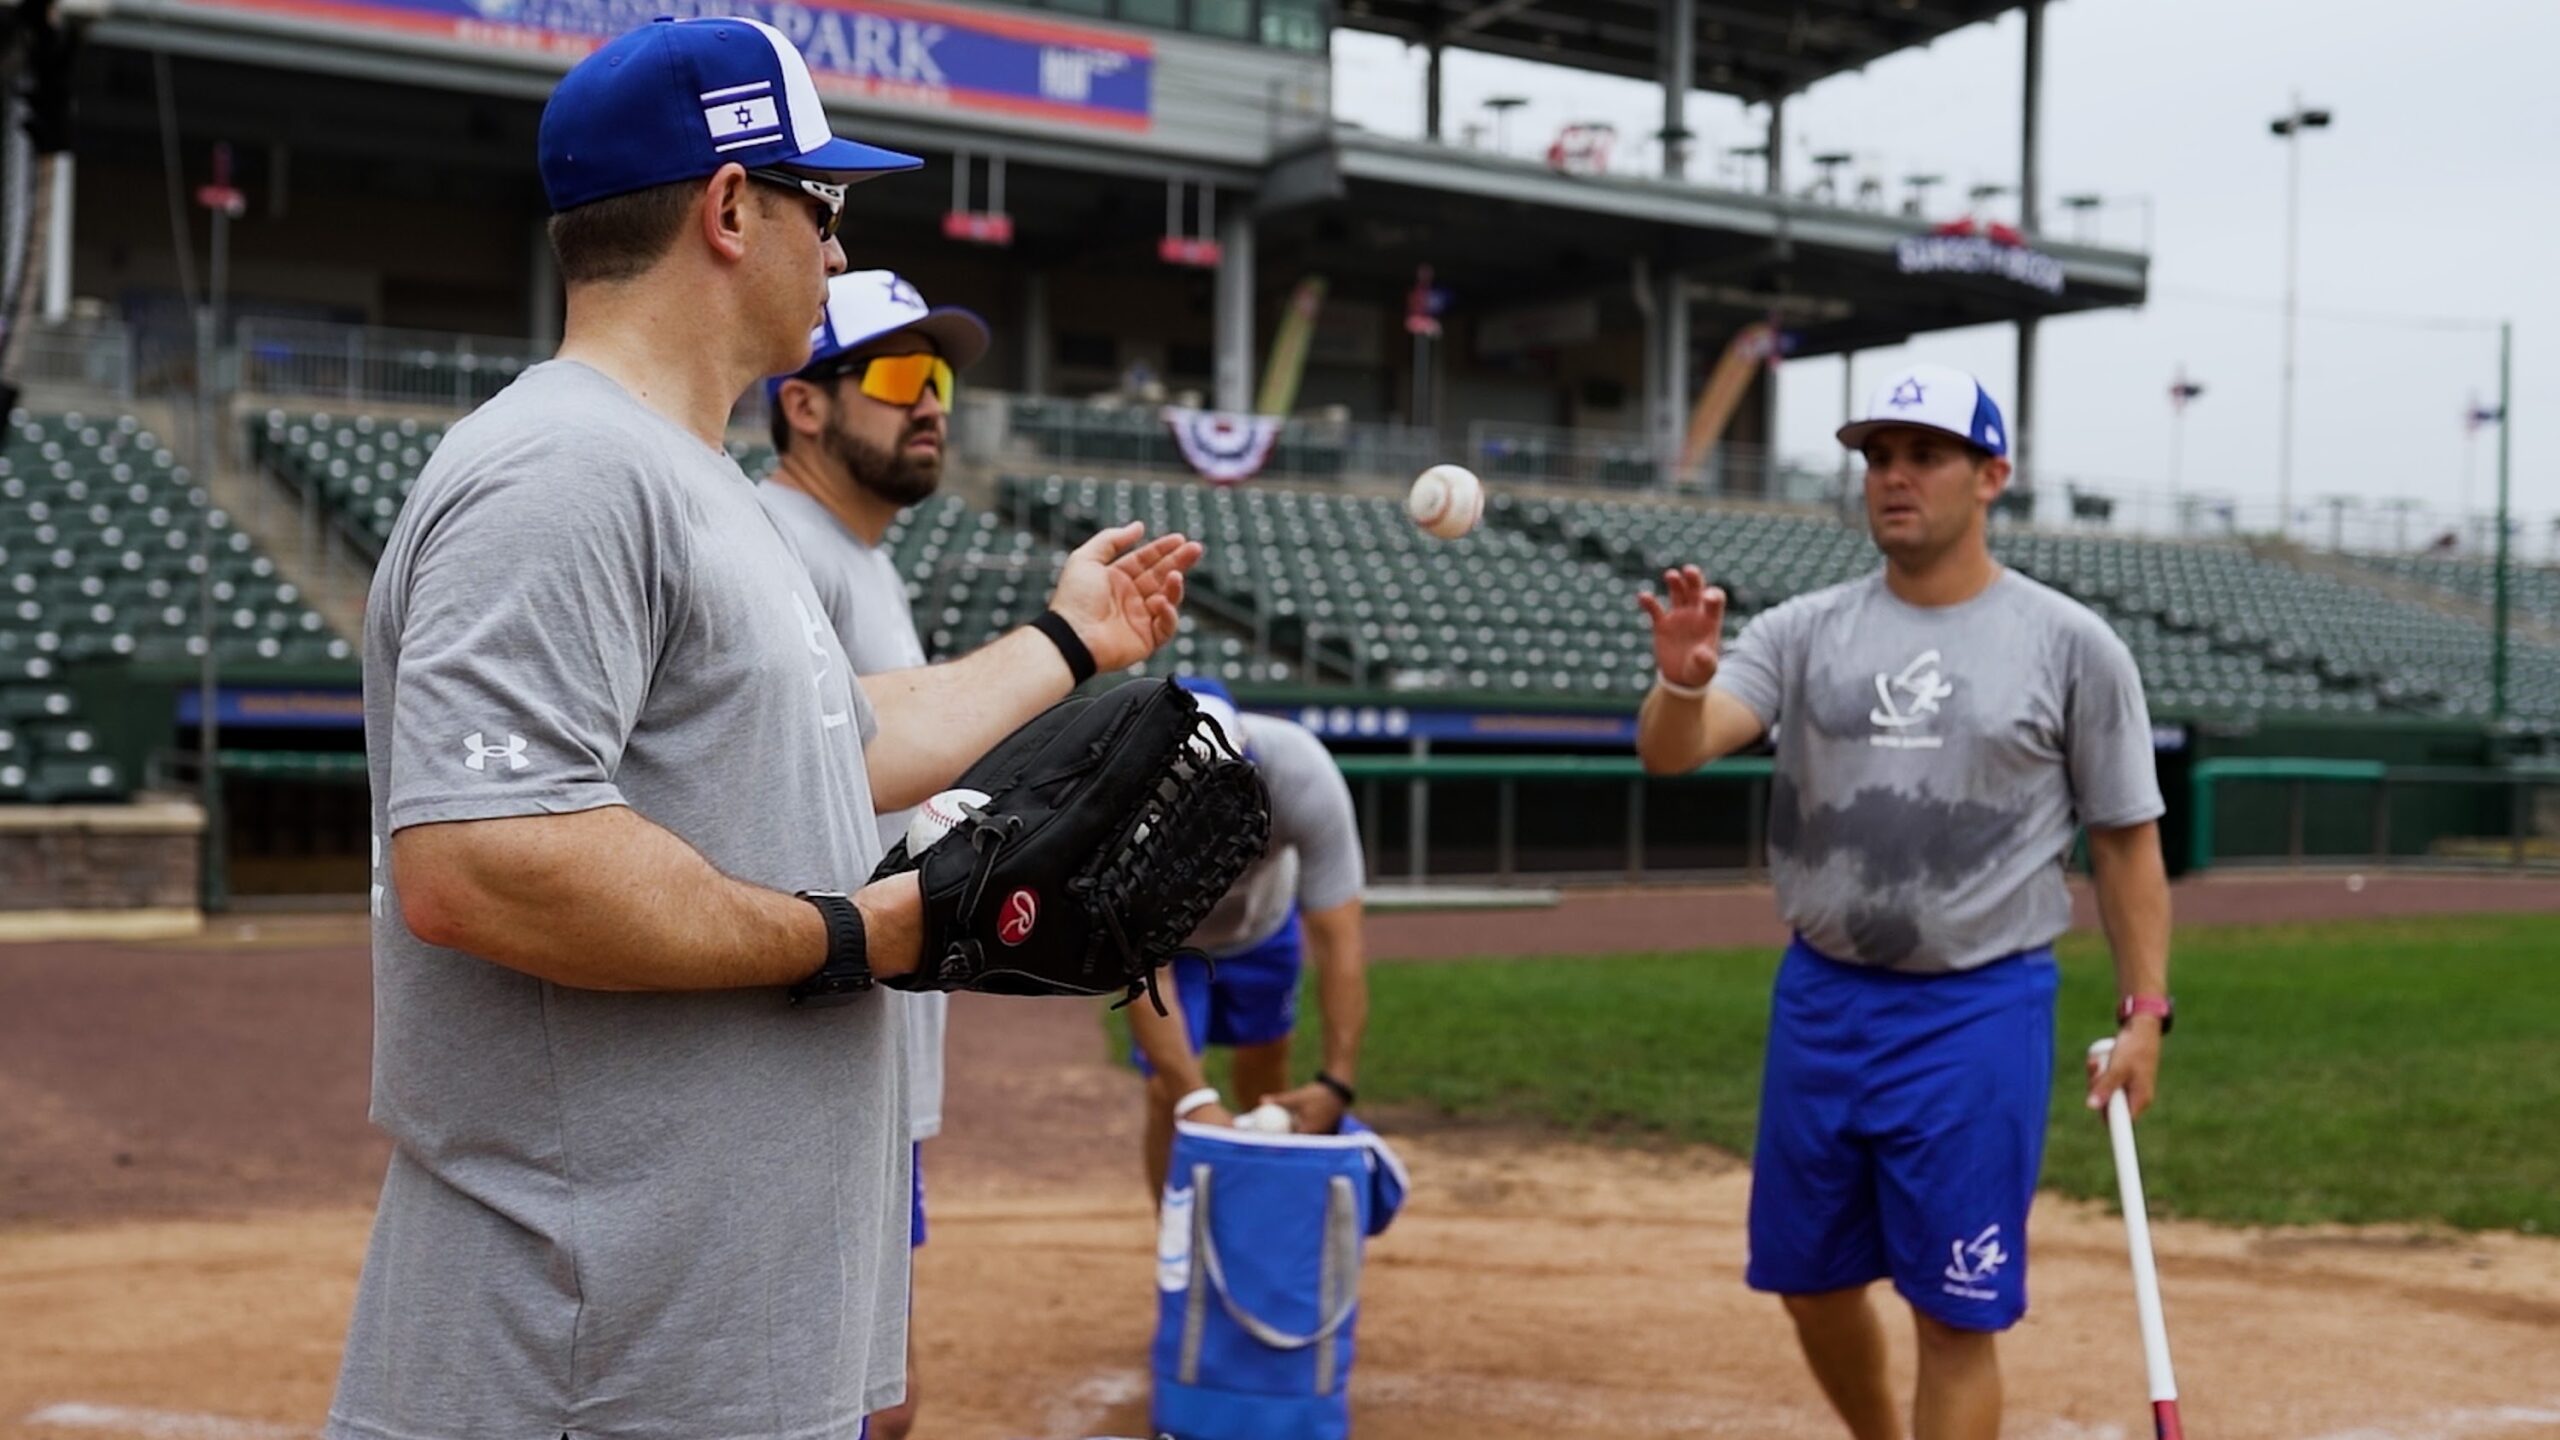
[746,169,847,243]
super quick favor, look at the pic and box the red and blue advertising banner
[193,0,1155,132]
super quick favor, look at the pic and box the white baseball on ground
[905,787,992,856]
[1233,1102,1296,1134]
[1407,463,1484,540]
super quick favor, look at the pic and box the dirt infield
[6,879,2560,1440]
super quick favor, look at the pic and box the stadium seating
[2357,553,2560,630]
[898,490,1290,683]
[1997,531,2560,719]
[239,407,2560,722]
[254,413,794,557]
[1,410,352,802]
[251,410,448,556]
[1006,475,1656,696]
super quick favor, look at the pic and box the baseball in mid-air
[1407,463,1484,540]
[905,787,991,856]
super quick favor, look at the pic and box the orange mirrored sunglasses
[830,352,953,408]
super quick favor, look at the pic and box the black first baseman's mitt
[872,678,1271,1008]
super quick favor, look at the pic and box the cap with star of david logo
[1837,363,2009,458]
[539,17,921,213]
[766,270,993,403]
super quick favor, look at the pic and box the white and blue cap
[766,270,992,402]
[539,17,922,213]
[1173,675,1250,759]
[1837,363,2009,458]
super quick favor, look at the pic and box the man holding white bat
[1635,364,2174,1440]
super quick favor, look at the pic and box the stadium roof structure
[1336,0,2027,104]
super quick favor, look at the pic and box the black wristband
[788,890,873,1008]
[1315,1070,1357,1108]
[1029,609,1098,686]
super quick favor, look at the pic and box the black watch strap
[1314,1070,1357,1108]
[788,890,872,1008]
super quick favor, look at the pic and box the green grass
[1159,915,2560,1234]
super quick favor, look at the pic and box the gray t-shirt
[1189,714,1366,955]
[1713,569,2162,974]
[334,362,909,1440]
[758,479,947,1143]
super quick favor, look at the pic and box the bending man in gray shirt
[1636,363,2173,1440]
[1127,678,1369,1196]
[333,22,1198,1440]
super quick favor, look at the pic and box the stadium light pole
[2492,320,2513,721]
[1482,95,1527,156]
[2271,96,2332,540]
[2060,192,2103,243]
[193,143,246,912]
[2168,367,2204,531]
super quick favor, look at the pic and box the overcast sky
[1331,0,2553,550]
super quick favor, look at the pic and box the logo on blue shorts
[1942,1223,2009,1302]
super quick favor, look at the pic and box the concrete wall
[0,802,205,936]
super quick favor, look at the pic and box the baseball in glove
[871,678,1271,1009]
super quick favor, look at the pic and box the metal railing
[1334,753,1776,884]
[8,316,135,400]
[233,318,538,409]
[969,390,1855,503]
[1465,418,1847,506]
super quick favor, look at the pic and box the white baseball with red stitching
[1408,464,1482,540]
[905,787,991,856]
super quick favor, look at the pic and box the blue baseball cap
[764,270,992,405]
[539,17,923,213]
[1837,363,2009,458]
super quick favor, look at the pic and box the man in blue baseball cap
[331,19,1202,1440]
[1635,362,2173,1440]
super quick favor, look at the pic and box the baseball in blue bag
[1150,1118,1410,1440]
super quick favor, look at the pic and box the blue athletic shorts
[1130,906,1305,1075]
[1745,934,2058,1332]
[909,1140,926,1249]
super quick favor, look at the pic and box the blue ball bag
[1150,1117,1410,1440]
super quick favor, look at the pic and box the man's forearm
[2090,822,2171,1000]
[1634,686,1707,775]
[393,804,915,991]
[863,628,1076,812]
[1306,906,1368,1083]
[1636,687,1766,776]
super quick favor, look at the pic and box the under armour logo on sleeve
[463,731,530,772]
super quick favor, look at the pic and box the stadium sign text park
[192,0,1155,131]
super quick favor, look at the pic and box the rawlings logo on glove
[871,679,1271,1007]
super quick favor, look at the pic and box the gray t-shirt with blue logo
[1712,568,2162,974]
[334,361,909,1440]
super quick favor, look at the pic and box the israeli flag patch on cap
[1836,363,2010,458]
[540,17,921,213]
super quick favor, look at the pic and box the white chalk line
[20,1404,311,1440]
[1032,1367,1148,1439]
[30,1391,2560,1440]
[2298,1399,2560,1440]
